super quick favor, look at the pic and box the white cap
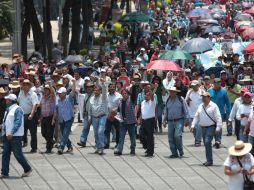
[57,87,67,94]
[101,69,106,72]
[5,94,17,101]
[140,48,145,51]
[209,32,213,35]
[84,76,90,81]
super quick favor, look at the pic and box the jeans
[202,126,215,162]
[155,103,164,130]
[240,126,248,143]
[248,136,254,155]
[104,119,119,147]
[92,115,107,150]
[190,118,202,144]
[1,136,32,176]
[117,123,136,153]
[23,115,37,150]
[168,119,184,156]
[41,116,54,151]
[59,118,74,150]
[80,115,91,143]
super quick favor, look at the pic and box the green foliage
[80,48,88,56]
[0,0,13,39]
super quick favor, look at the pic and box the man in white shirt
[141,91,156,157]
[185,80,203,146]
[191,92,222,166]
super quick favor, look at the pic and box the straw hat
[169,87,180,92]
[26,70,37,76]
[228,141,252,156]
[27,66,35,71]
[0,87,7,94]
[56,81,64,87]
[8,80,20,89]
[44,84,51,90]
[240,76,253,82]
[51,72,60,78]
[22,79,32,85]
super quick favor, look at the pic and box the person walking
[1,94,32,178]
[52,79,76,154]
[163,87,190,158]
[191,92,222,166]
[40,85,56,153]
[18,79,38,152]
[89,78,108,155]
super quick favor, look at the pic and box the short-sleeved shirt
[18,90,38,114]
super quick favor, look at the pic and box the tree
[0,0,13,39]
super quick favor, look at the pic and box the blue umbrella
[181,38,214,53]
[204,25,225,34]
[187,8,210,17]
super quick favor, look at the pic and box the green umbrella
[120,12,152,23]
[159,50,193,60]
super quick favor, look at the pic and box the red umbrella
[222,32,235,39]
[243,28,254,39]
[244,7,254,14]
[243,41,254,54]
[146,60,182,71]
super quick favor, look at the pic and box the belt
[93,114,106,118]
[201,125,216,128]
[168,117,183,122]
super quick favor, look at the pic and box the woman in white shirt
[236,92,253,143]
[224,141,254,190]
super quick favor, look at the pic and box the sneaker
[169,154,179,158]
[130,150,135,156]
[77,142,86,147]
[22,169,32,177]
[30,149,37,153]
[66,147,73,153]
[145,154,154,158]
[0,174,9,179]
[194,143,201,147]
[94,149,99,154]
[114,151,122,156]
[45,150,52,154]
[226,133,232,136]
[214,142,220,149]
[104,145,110,149]
[58,149,63,155]
[203,161,213,167]
[98,150,104,155]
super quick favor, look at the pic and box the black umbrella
[205,67,225,78]
[204,25,225,34]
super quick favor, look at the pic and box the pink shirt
[248,111,254,137]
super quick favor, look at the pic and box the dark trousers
[23,115,37,150]
[104,119,119,147]
[235,119,241,140]
[41,116,54,151]
[1,136,31,176]
[141,118,155,155]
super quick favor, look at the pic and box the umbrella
[65,55,83,63]
[181,38,214,53]
[187,8,210,17]
[204,25,225,34]
[244,6,254,14]
[159,50,193,60]
[119,12,152,22]
[208,4,222,10]
[205,67,225,78]
[222,32,235,39]
[0,79,10,86]
[145,60,182,71]
[199,13,213,20]
[243,41,254,54]
[243,28,254,39]
[197,19,219,25]
[234,13,252,21]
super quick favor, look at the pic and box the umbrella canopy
[199,13,213,20]
[197,19,219,25]
[65,55,83,63]
[244,6,254,14]
[119,12,152,22]
[181,38,214,53]
[204,25,225,34]
[243,41,254,54]
[243,28,254,39]
[159,50,193,60]
[187,8,210,17]
[222,32,235,39]
[208,4,222,10]
[234,13,253,21]
[145,60,182,71]
[205,67,225,78]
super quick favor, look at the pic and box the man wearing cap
[18,79,38,152]
[1,94,32,178]
[229,87,249,140]
[208,78,231,149]
[163,87,190,158]
[185,80,204,146]
[52,79,76,154]
[201,76,212,91]
[191,92,222,166]
[40,85,56,153]
[89,78,108,155]
[77,82,94,147]
[136,48,149,66]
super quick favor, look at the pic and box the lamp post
[12,0,21,54]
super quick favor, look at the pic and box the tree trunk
[69,0,81,53]
[62,0,72,56]
[21,2,31,60]
[46,0,53,60]
[81,0,93,49]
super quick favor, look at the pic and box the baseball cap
[214,78,221,83]
[204,76,210,80]
[244,92,252,97]
[191,80,200,86]
[57,87,67,94]
[241,87,249,93]
[101,69,106,73]
[4,94,17,101]
[84,76,90,81]
[140,48,145,51]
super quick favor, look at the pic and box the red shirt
[150,52,159,62]
[177,76,191,86]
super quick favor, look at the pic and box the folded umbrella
[159,50,193,60]
[181,38,214,54]
[204,25,225,34]
[145,60,182,71]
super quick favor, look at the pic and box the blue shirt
[208,88,231,116]
[55,95,74,123]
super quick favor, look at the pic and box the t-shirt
[227,84,241,104]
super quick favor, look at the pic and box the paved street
[0,121,234,190]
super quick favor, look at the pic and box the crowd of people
[2,0,254,189]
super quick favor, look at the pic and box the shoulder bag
[237,158,254,190]
[202,105,216,126]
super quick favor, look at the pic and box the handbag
[237,158,254,190]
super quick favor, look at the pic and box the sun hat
[56,81,64,87]
[22,79,32,85]
[84,76,91,81]
[44,85,51,90]
[191,80,200,86]
[57,87,67,94]
[214,78,221,83]
[201,92,211,97]
[240,76,253,82]
[0,88,6,94]
[204,76,210,80]
[4,94,17,101]
[169,86,180,92]
[228,141,252,156]
[26,70,37,76]
[8,80,20,89]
